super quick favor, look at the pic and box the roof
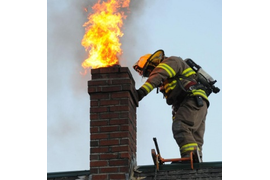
[133,161,222,179]
[47,170,91,180]
[47,161,222,180]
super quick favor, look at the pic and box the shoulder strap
[175,74,190,93]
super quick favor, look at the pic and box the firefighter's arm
[137,73,167,101]
[136,81,154,101]
[137,62,177,101]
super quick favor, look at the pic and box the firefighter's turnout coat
[139,56,209,105]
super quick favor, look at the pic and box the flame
[81,0,130,71]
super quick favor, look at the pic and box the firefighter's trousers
[172,96,208,158]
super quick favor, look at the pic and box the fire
[81,0,130,71]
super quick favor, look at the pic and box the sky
[47,0,222,172]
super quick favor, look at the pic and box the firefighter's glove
[136,88,147,101]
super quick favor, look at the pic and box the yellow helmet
[137,54,152,69]
[133,49,164,77]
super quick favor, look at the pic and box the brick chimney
[88,66,138,180]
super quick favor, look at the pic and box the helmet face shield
[142,49,164,77]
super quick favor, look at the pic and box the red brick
[109,159,128,166]
[92,174,107,180]
[112,145,129,152]
[100,167,119,173]
[110,105,129,112]
[90,141,98,147]
[119,166,129,172]
[120,138,130,145]
[90,93,109,100]
[91,147,109,153]
[119,125,129,131]
[91,133,108,140]
[100,99,119,106]
[99,66,120,73]
[119,99,129,105]
[88,79,109,86]
[90,120,108,126]
[100,154,118,160]
[100,126,119,132]
[102,85,122,92]
[90,107,108,113]
[90,113,99,120]
[90,127,99,133]
[90,100,99,106]
[107,73,129,79]
[100,113,119,119]
[99,139,119,146]
[120,152,130,159]
[88,87,97,93]
[91,68,100,74]
[90,154,99,160]
[110,132,129,138]
[109,119,128,125]
[90,160,108,167]
[111,79,131,85]
[111,91,130,98]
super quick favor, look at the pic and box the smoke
[48,0,95,172]
[47,0,150,172]
[48,0,150,112]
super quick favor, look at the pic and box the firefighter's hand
[136,88,146,101]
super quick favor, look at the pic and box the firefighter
[133,49,209,160]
